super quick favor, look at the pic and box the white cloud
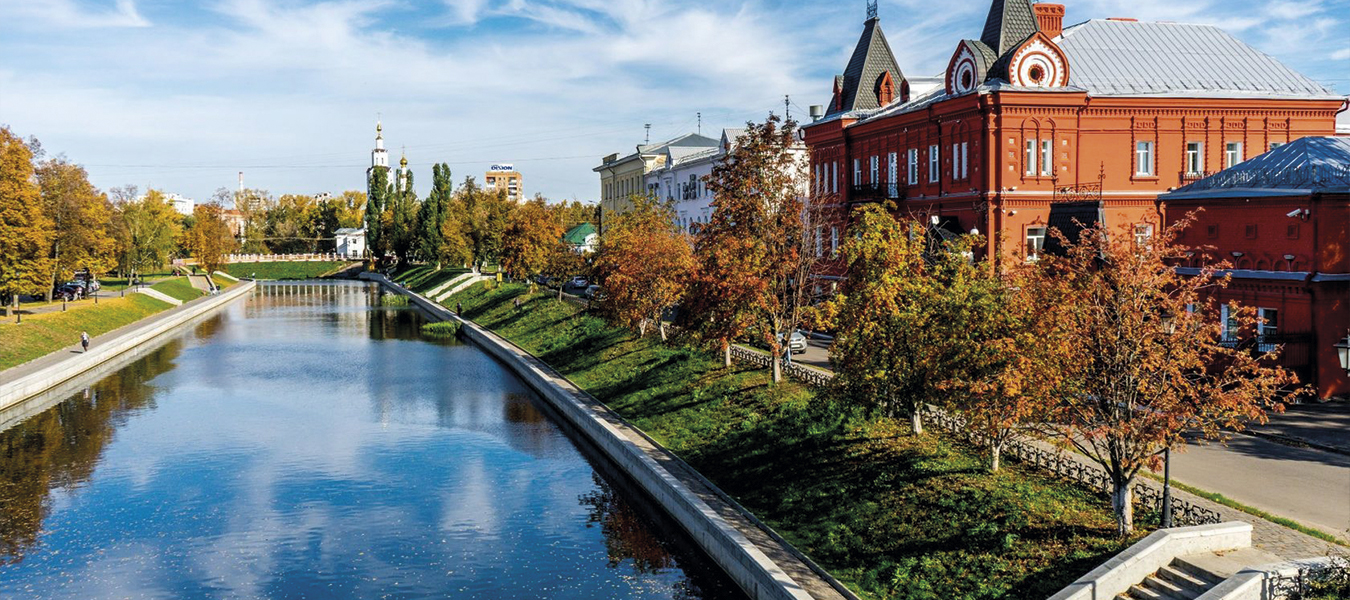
[4,0,151,28]
[1332,48,1350,61]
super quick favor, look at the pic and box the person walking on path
[456,302,462,317]
[80,331,90,353]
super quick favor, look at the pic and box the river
[0,281,742,599]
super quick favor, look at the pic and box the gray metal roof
[1166,136,1350,197]
[829,17,905,116]
[980,0,1038,57]
[1057,20,1343,99]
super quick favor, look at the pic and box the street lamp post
[1336,334,1350,374]
[1162,446,1173,528]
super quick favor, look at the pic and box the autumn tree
[1030,218,1297,535]
[591,197,693,340]
[934,238,1064,471]
[112,190,182,280]
[500,199,565,285]
[183,203,238,277]
[35,157,116,300]
[335,190,366,229]
[233,188,273,253]
[417,164,452,266]
[0,126,53,315]
[686,115,814,380]
[817,207,957,434]
[459,177,513,271]
[265,194,316,254]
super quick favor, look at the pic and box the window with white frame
[1135,141,1154,176]
[814,164,822,193]
[1225,142,1243,168]
[831,162,838,193]
[1026,227,1046,261]
[1257,308,1279,351]
[1040,139,1052,176]
[830,226,838,258]
[907,149,918,185]
[853,159,861,186]
[1186,142,1204,175]
[1134,223,1154,249]
[928,144,939,182]
[887,152,898,193]
[1025,139,1036,175]
[960,142,969,180]
[815,226,823,257]
[869,155,879,185]
[1220,304,1239,343]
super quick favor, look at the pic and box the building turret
[369,120,389,173]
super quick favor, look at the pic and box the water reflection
[0,281,740,599]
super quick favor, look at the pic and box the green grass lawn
[149,277,205,303]
[222,261,353,280]
[0,294,172,371]
[443,281,1142,600]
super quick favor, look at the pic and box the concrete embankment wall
[0,281,256,413]
[362,273,819,600]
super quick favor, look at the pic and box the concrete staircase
[1115,548,1282,600]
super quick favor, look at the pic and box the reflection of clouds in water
[60,541,171,599]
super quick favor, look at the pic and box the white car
[567,276,588,288]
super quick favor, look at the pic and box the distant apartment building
[485,164,524,203]
[594,133,719,230]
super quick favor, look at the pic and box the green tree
[458,177,513,271]
[385,167,419,264]
[366,167,390,261]
[35,157,117,300]
[112,190,181,282]
[183,202,238,277]
[265,194,316,254]
[0,127,53,315]
[417,164,452,266]
[336,190,366,229]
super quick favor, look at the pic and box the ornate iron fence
[1052,181,1103,203]
[728,346,834,388]
[1265,558,1349,599]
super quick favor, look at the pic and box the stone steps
[1115,547,1283,600]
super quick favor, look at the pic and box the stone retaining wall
[0,281,256,412]
[362,273,842,600]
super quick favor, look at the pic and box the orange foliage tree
[1029,217,1297,535]
[685,115,815,381]
[590,196,693,340]
[500,199,565,286]
[0,127,53,315]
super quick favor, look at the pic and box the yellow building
[594,133,718,231]
[485,164,523,203]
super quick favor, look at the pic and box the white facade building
[167,193,194,216]
[335,228,366,258]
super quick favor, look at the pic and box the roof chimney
[1034,3,1065,39]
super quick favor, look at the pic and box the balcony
[1179,171,1214,185]
[849,182,904,203]
[1052,181,1102,203]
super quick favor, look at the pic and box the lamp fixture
[1337,334,1350,373]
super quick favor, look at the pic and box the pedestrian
[80,331,90,353]
[456,301,462,317]
[513,296,522,310]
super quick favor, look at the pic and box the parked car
[567,276,588,289]
[583,284,603,300]
[785,330,808,354]
[54,284,82,301]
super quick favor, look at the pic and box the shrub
[421,321,460,338]
[380,294,409,306]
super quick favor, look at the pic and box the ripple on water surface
[0,282,742,599]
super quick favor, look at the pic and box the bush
[421,321,460,338]
[380,294,409,306]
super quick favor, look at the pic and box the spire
[866,0,878,21]
[828,8,906,115]
[980,0,1040,57]
[370,119,389,171]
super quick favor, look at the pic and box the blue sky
[1,0,1346,205]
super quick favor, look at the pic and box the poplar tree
[417,163,452,265]
[385,168,419,265]
[366,167,390,261]
[0,126,53,315]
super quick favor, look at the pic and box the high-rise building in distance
[485,164,523,203]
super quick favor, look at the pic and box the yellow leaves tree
[1029,216,1297,535]
[184,203,238,277]
[36,157,117,299]
[500,199,564,285]
[591,196,693,341]
[0,127,53,314]
[112,189,182,279]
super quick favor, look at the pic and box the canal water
[0,281,742,599]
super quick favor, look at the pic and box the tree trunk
[658,318,668,342]
[638,319,648,337]
[990,442,1001,472]
[723,340,732,368]
[771,348,782,384]
[910,409,924,435]
[557,285,563,301]
[1112,481,1135,536]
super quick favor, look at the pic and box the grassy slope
[222,261,351,280]
[391,265,471,291]
[442,281,1140,600]
[149,277,205,303]
[0,294,171,370]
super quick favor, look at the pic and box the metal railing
[1265,558,1348,599]
[728,345,834,389]
[1052,181,1103,203]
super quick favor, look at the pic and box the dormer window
[877,72,896,105]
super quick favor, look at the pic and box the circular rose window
[960,70,973,90]
[1028,65,1045,84]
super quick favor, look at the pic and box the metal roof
[1166,136,1350,197]
[829,17,905,117]
[563,223,596,245]
[980,0,1038,57]
[1057,20,1343,99]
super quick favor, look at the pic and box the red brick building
[1161,137,1350,399]
[802,0,1346,271]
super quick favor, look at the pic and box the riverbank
[431,279,1140,599]
[222,260,355,280]
[0,280,256,412]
